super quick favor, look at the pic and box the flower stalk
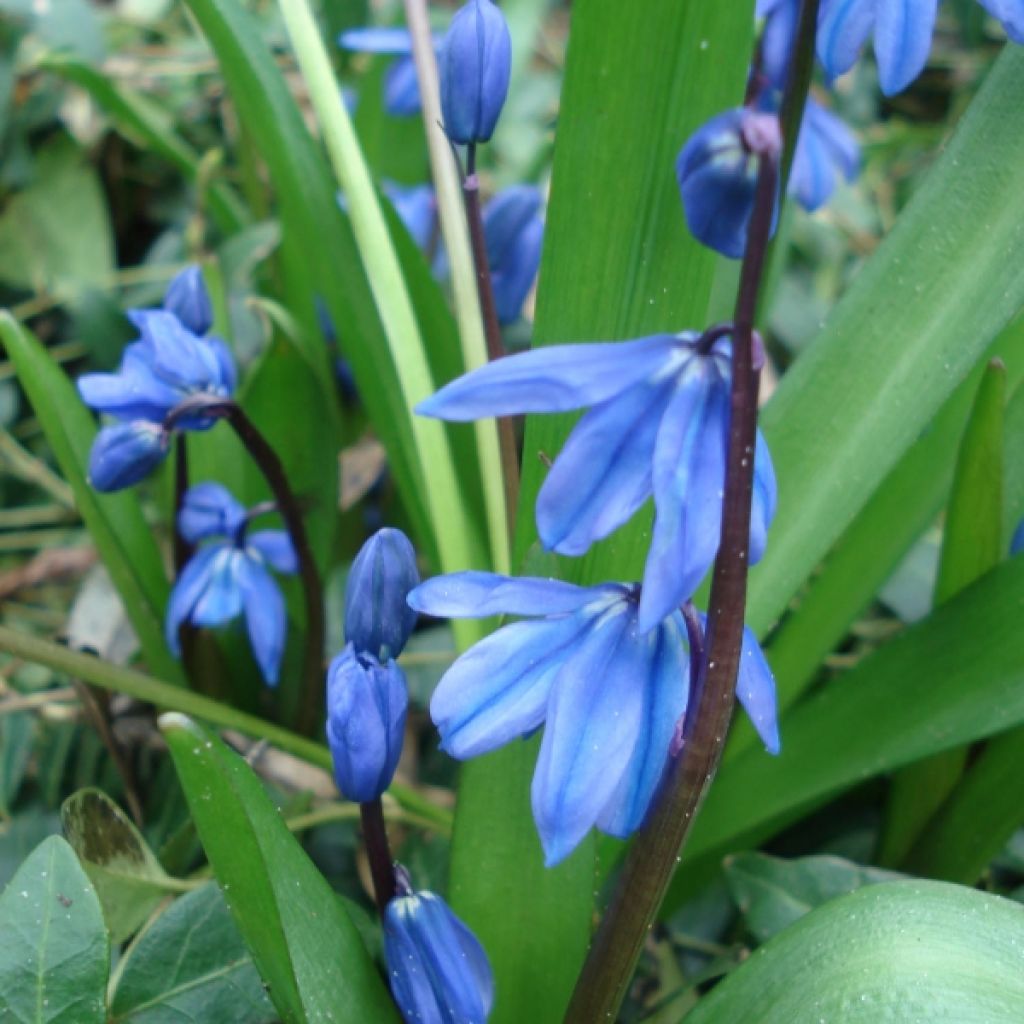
[360,798,397,914]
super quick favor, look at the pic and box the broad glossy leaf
[451,4,756,1022]
[687,882,1024,1023]
[110,882,275,1024]
[724,852,898,944]
[0,835,109,1024]
[62,789,186,944]
[0,314,182,683]
[160,714,397,1024]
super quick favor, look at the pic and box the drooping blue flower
[163,265,214,336]
[166,483,297,685]
[439,0,511,145]
[1012,519,1024,556]
[87,421,170,492]
[383,181,438,251]
[338,27,435,117]
[676,107,781,259]
[77,310,236,429]
[326,643,408,802]
[417,333,777,631]
[344,527,420,661]
[384,875,494,1024]
[409,573,691,864]
[483,185,544,324]
[789,97,860,211]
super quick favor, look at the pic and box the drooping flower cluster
[166,483,297,684]
[77,266,236,491]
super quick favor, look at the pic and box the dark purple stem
[360,798,397,916]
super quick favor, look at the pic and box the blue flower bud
[88,421,170,492]
[1012,519,1024,556]
[439,0,511,145]
[326,644,408,803]
[163,265,214,336]
[384,881,494,1024]
[344,528,420,660]
[676,108,781,260]
[483,185,544,324]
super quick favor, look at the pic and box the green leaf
[686,882,1024,1023]
[451,5,755,1022]
[0,314,183,683]
[879,359,1007,867]
[680,557,1024,882]
[0,835,109,1024]
[0,135,113,295]
[159,714,397,1024]
[110,882,275,1024]
[61,789,190,944]
[0,711,35,817]
[37,51,248,236]
[724,852,899,944]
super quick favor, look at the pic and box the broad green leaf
[0,812,61,889]
[879,360,1007,867]
[0,314,183,683]
[687,882,1024,1023]
[724,852,898,944]
[0,835,109,1024]
[678,557,1024,888]
[37,52,248,236]
[61,789,190,944]
[110,882,275,1024]
[160,714,397,1024]
[451,4,756,1022]
[0,135,113,295]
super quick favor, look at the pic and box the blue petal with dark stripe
[237,556,287,684]
[874,0,938,96]
[737,626,781,754]
[818,0,876,82]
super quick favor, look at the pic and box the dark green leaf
[160,714,397,1024]
[0,835,109,1023]
[0,711,35,816]
[110,883,275,1024]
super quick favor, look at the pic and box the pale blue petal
[597,612,689,837]
[408,571,620,619]
[178,482,247,542]
[130,310,223,391]
[818,0,877,81]
[537,375,676,555]
[750,428,778,565]
[976,0,1024,42]
[163,265,213,336]
[247,530,299,574]
[384,56,422,115]
[638,364,730,632]
[416,334,682,420]
[532,607,648,866]
[737,626,781,754]
[874,0,938,95]
[189,548,245,628]
[339,26,414,53]
[431,613,593,759]
[237,556,287,685]
[78,344,182,422]
[761,0,799,87]
[807,100,860,182]
[164,545,227,654]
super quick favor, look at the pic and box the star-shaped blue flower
[409,572,780,864]
[417,332,777,631]
[166,483,297,685]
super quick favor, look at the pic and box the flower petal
[737,626,781,754]
[164,545,227,654]
[976,0,1024,42]
[189,548,246,628]
[874,0,938,96]
[178,482,247,543]
[339,26,414,53]
[531,607,648,865]
[408,571,618,619]
[237,556,287,685]
[416,334,681,420]
[817,0,877,81]
[247,530,299,574]
[536,375,676,555]
[597,612,689,838]
[638,362,730,632]
[749,428,778,566]
[430,613,593,759]
[384,55,423,115]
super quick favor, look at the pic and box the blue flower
[1012,519,1024,556]
[439,0,511,145]
[78,309,236,429]
[758,0,799,89]
[483,185,544,324]
[87,421,170,492]
[384,877,493,1024]
[417,333,777,631]
[383,181,438,251]
[166,483,298,685]
[163,265,214,336]
[345,527,421,661]
[676,108,781,260]
[409,573,691,864]
[339,27,430,117]
[326,643,408,802]
[789,98,860,212]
